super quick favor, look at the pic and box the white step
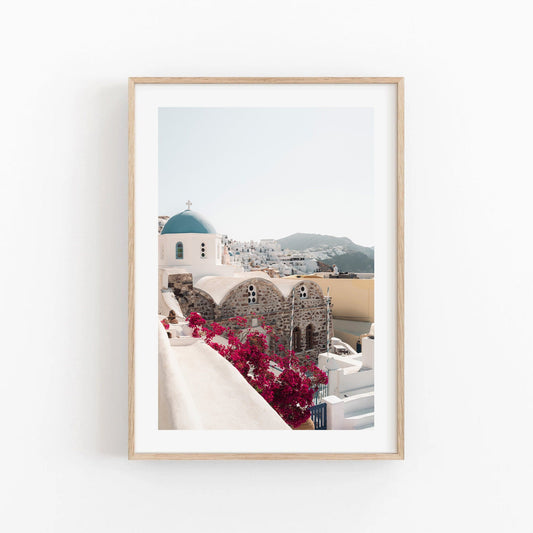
[342,390,374,412]
[341,385,374,397]
[344,407,375,430]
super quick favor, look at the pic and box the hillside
[277,232,374,259]
[322,251,374,273]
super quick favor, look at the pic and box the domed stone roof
[161,209,216,234]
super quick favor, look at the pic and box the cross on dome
[186,200,192,210]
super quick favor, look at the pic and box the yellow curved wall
[311,278,374,322]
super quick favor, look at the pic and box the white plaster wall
[159,233,221,268]
[1,1,533,532]
[325,395,375,430]
[336,368,374,395]
[362,336,374,369]
[159,231,243,283]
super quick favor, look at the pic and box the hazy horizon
[157,215,374,249]
[159,107,374,246]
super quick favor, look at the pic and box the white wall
[159,233,220,267]
[1,1,532,532]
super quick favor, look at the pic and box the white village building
[157,203,328,430]
[317,327,375,430]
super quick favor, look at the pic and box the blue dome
[161,210,216,234]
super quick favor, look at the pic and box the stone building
[159,204,329,362]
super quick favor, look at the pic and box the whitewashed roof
[268,278,305,298]
[195,273,308,305]
[195,276,250,305]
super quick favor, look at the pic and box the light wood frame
[128,77,404,460]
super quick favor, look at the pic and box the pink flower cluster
[187,312,328,428]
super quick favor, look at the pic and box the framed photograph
[129,77,404,459]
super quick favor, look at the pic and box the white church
[158,200,243,285]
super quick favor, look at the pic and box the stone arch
[295,281,326,307]
[286,281,326,311]
[219,278,284,308]
[189,287,216,322]
[306,281,326,299]
[218,277,285,307]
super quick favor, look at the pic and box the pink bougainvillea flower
[186,313,327,428]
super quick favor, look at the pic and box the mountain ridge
[322,252,374,273]
[276,232,374,258]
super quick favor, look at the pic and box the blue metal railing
[313,382,329,405]
[309,403,327,430]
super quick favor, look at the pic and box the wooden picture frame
[129,77,404,460]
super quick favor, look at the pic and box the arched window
[299,285,308,299]
[293,327,302,352]
[306,324,313,349]
[247,284,257,304]
[176,241,183,259]
[200,242,206,259]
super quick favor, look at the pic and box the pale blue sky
[159,107,374,246]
